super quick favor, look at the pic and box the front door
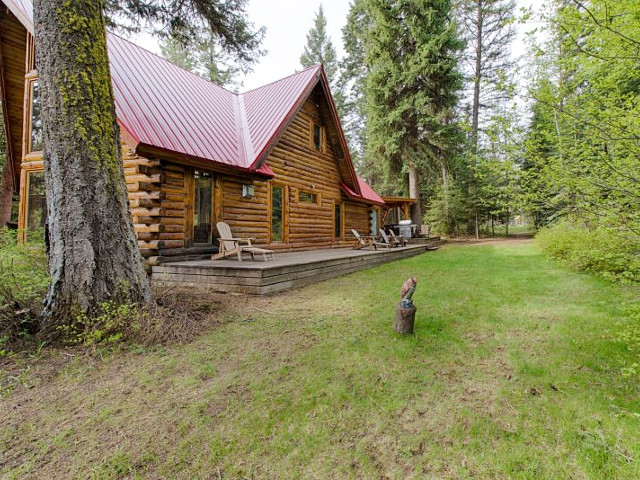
[193,171,214,244]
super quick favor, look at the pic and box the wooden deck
[151,245,431,294]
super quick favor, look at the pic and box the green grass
[2,241,640,478]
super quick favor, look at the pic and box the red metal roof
[341,176,385,206]
[5,0,383,203]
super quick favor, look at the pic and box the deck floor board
[152,245,430,294]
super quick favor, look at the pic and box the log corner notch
[394,276,417,335]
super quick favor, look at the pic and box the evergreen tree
[300,5,344,117]
[341,0,372,170]
[456,0,517,237]
[33,0,264,323]
[356,0,464,225]
[160,30,249,89]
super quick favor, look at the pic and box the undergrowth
[0,228,48,352]
[0,228,216,355]
[535,221,640,283]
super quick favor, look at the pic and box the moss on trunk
[34,0,152,322]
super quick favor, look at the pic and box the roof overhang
[341,181,385,207]
[136,143,275,180]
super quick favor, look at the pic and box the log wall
[216,96,378,250]
[0,9,28,186]
[14,41,380,257]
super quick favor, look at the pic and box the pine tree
[356,0,464,225]
[456,0,517,237]
[32,0,263,322]
[160,28,254,89]
[300,5,344,116]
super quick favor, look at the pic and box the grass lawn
[2,240,640,479]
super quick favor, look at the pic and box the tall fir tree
[300,5,344,118]
[456,0,517,237]
[33,0,263,323]
[160,27,259,89]
[356,0,464,225]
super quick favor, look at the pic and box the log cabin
[0,0,385,265]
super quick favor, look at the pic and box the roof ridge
[240,64,322,95]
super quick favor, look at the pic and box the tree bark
[394,302,416,334]
[471,1,483,240]
[34,0,152,321]
[408,161,422,228]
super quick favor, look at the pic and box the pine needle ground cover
[2,241,640,478]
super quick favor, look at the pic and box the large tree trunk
[34,0,152,321]
[408,161,422,228]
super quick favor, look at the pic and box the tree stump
[394,302,417,334]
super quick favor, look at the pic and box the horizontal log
[130,207,161,217]
[134,224,163,233]
[128,190,161,200]
[125,173,162,184]
[159,233,184,241]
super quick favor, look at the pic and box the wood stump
[394,302,417,334]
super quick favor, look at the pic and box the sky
[134,0,543,93]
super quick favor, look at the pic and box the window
[193,171,213,244]
[298,190,317,204]
[26,171,47,242]
[370,208,378,236]
[271,185,284,242]
[29,80,43,152]
[334,203,342,239]
[313,124,322,150]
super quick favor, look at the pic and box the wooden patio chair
[351,229,389,250]
[388,230,408,247]
[380,229,405,248]
[212,222,275,262]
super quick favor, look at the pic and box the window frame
[18,166,46,244]
[25,75,43,155]
[333,201,344,240]
[192,170,215,245]
[298,189,320,206]
[310,120,325,152]
[269,182,288,243]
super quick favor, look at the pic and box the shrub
[0,228,48,351]
[535,221,640,283]
[55,286,216,351]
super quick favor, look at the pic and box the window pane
[313,124,321,150]
[334,204,341,238]
[26,171,46,242]
[30,81,43,152]
[193,171,213,244]
[299,190,317,203]
[370,208,378,236]
[271,185,283,242]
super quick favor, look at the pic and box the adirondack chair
[213,222,275,262]
[380,229,404,248]
[389,230,408,247]
[351,229,389,250]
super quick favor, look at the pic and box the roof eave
[135,143,275,180]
